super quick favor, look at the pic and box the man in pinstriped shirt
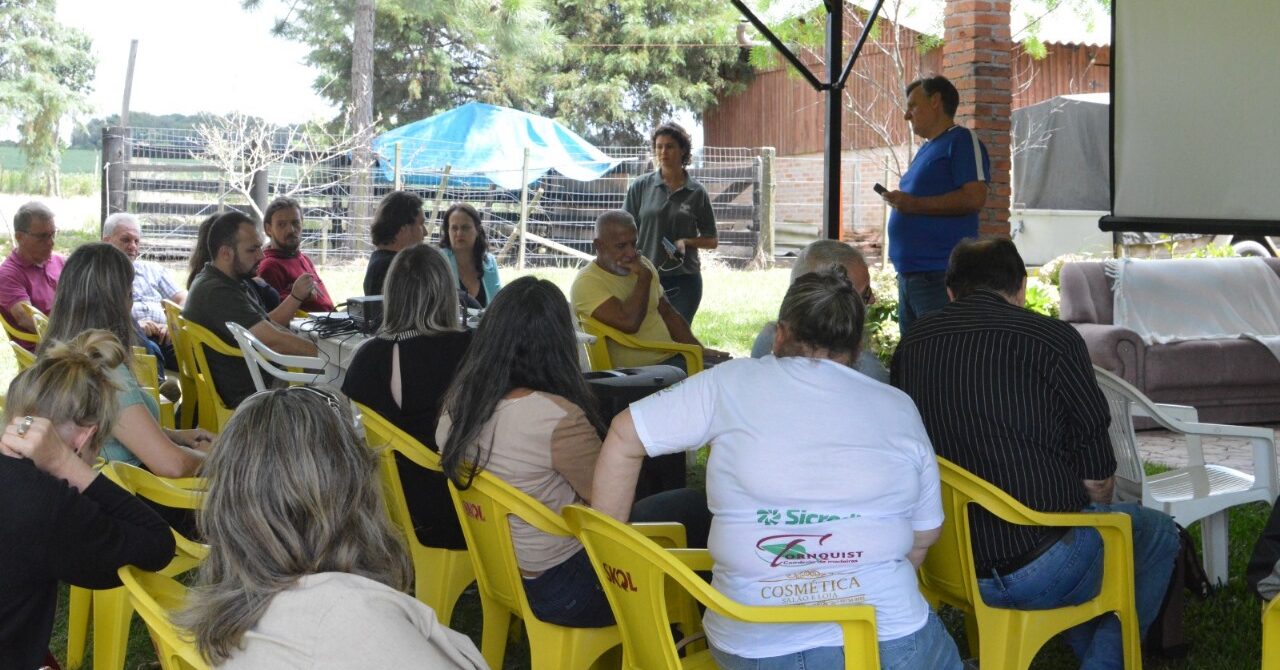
[891,237,1178,669]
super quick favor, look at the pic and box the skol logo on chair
[603,563,639,592]
[462,501,485,520]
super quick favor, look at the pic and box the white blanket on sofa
[1110,257,1280,362]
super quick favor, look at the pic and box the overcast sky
[56,0,339,125]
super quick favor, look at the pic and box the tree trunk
[351,0,376,251]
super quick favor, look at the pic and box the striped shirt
[890,290,1115,573]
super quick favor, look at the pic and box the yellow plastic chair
[563,504,881,670]
[132,346,177,430]
[0,310,38,348]
[178,316,240,433]
[66,463,207,670]
[1264,596,1280,670]
[163,300,198,429]
[10,340,34,370]
[357,402,476,626]
[918,457,1141,670]
[19,302,50,340]
[579,316,703,374]
[117,566,209,670]
[447,467,686,670]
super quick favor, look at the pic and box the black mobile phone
[873,183,888,195]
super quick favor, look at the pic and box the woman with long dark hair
[438,203,501,307]
[439,276,708,628]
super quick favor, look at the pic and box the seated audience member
[43,244,212,477]
[177,387,485,667]
[439,203,501,307]
[593,267,962,669]
[0,331,175,668]
[438,276,710,628]
[750,239,889,382]
[892,237,1178,668]
[257,196,336,313]
[103,212,185,372]
[364,190,426,296]
[343,245,470,549]
[0,201,65,349]
[187,214,282,311]
[184,212,318,408]
[570,210,727,369]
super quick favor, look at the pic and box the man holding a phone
[879,75,991,336]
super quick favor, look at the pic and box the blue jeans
[660,273,703,326]
[977,503,1179,670]
[710,612,962,670]
[896,271,949,337]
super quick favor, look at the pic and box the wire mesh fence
[106,127,767,268]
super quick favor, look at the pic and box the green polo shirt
[622,170,717,277]
[182,263,270,408]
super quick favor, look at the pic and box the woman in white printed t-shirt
[592,266,963,670]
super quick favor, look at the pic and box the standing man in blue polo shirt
[883,74,991,336]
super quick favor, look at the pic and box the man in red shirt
[257,196,335,313]
[0,202,65,349]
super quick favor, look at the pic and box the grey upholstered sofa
[1059,259,1280,425]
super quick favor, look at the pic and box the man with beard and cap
[256,196,335,313]
[183,211,317,408]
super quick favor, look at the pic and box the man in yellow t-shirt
[571,210,727,369]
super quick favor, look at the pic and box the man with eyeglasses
[0,202,64,349]
[750,239,889,382]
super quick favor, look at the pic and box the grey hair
[775,265,865,364]
[378,244,462,337]
[101,212,140,239]
[41,244,138,365]
[178,387,413,663]
[14,201,53,233]
[792,240,866,283]
[594,209,636,238]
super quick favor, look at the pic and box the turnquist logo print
[754,533,865,567]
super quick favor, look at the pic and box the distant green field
[0,146,99,174]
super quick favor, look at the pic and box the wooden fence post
[102,126,129,227]
[754,147,776,269]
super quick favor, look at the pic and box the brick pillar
[944,0,1012,237]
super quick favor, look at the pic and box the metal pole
[394,141,402,191]
[518,147,531,270]
[823,0,842,241]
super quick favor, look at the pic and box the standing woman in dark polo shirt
[0,330,174,668]
[623,122,718,325]
[344,244,470,549]
[364,191,427,296]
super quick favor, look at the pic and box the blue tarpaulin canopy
[372,102,619,190]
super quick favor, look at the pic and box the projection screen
[1105,0,1280,234]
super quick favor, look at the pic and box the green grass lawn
[0,145,99,174]
[13,253,1274,669]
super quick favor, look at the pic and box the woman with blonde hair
[0,330,175,668]
[179,386,484,667]
[43,243,212,477]
[343,244,470,549]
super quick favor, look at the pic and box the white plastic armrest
[1148,403,1199,423]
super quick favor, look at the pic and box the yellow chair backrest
[579,315,703,374]
[0,310,38,346]
[117,566,209,670]
[356,403,475,626]
[178,316,240,433]
[10,340,34,370]
[163,300,198,429]
[103,462,208,566]
[19,303,50,340]
[447,467,625,670]
[563,504,881,670]
[919,457,1141,670]
[1264,596,1280,670]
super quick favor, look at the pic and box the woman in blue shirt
[438,203,501,307]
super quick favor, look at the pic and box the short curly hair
[650,122,693,167]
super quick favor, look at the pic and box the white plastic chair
[1094,365,1279,585]
[226,322,327,392]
